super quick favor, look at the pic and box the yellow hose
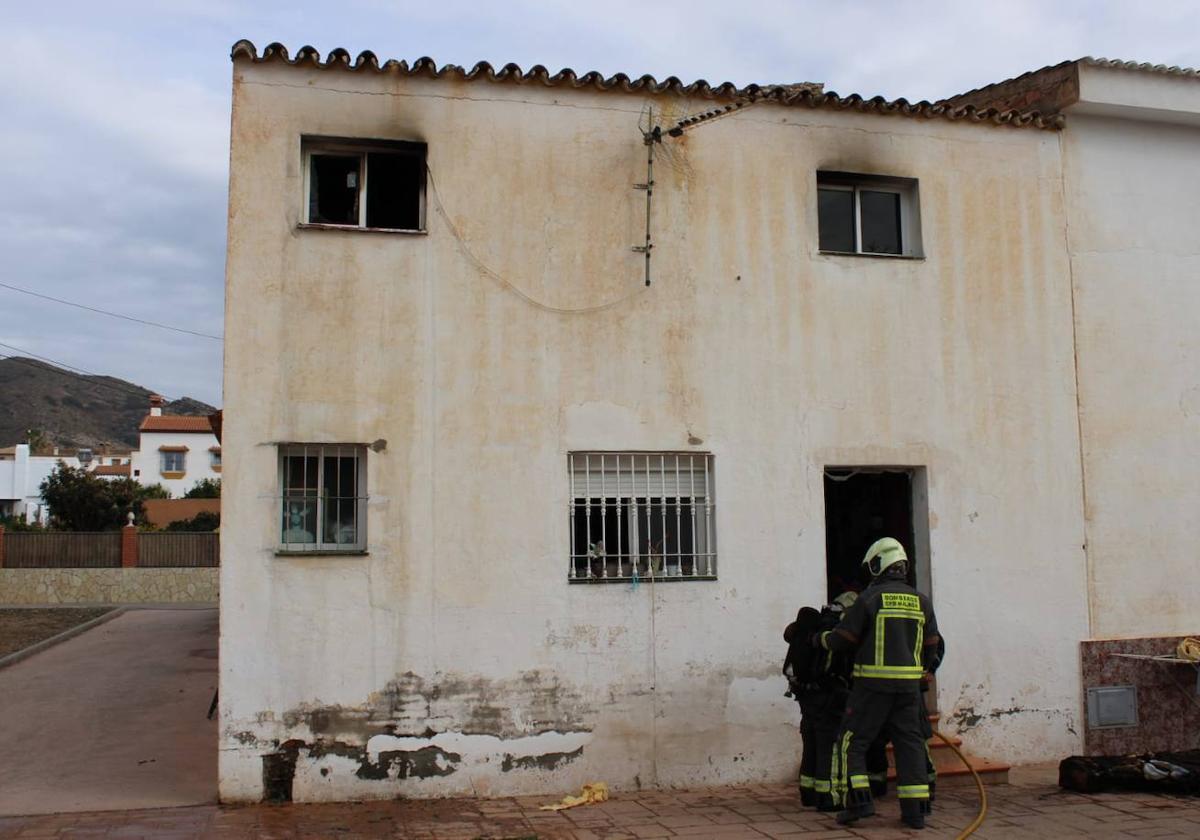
[1177,637,1200,662]
[932,729,988,839]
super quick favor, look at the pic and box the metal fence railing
[5,532,122,568]
[137,532,220,567]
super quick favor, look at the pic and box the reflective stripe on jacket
[823,577,940,693]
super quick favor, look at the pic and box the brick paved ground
[3,770,1200,838]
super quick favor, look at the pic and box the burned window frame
[301,137,427,233]
[567,452,717,583]
[816,171,922,258]
[277,443,369,554]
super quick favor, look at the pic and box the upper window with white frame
[160,450,186,475]
[569,452,716,582]
[278,444,367,553]
[302,137,426,232]
[817,172,922,257]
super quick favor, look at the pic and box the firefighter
[810,591,858,810]
[817,537,943,830]
[784,593,856,810]
[782,605,823,805]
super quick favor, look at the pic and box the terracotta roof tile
[140,415,214,433]
[93,464,132,477]
[946,57,1200,114]
[231,40,1063,131]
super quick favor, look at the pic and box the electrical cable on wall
[425,165,648,315]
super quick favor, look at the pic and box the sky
[2,0,1198,407]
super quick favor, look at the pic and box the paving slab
[0,608,217,817]
[4,775,1200,838]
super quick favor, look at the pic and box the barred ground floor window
[569,452,716,582]
[278,444,367,552]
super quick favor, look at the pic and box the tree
[40,465,138,531]
[184,478,221,499]
[25,428,49,453]
[0,514,46,532]
[38,465,168,531]
[140,483,172,500]
[164,511,220,532]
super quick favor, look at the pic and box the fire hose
[932,729,988,839]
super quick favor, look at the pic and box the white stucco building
[129,395,221,498]
[218,43,1200,804]
[0,444,130,523]
[0,445,70,523]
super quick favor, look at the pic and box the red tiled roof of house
[93,464,132,477]
[140,415,214,433]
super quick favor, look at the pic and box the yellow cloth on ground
[539,782,609,811]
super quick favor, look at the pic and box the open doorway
[823,465,939,718]
[822,467,931,602]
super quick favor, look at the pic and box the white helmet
[862,537,907,578]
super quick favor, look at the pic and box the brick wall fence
[0,525,219,605]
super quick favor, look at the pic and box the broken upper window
[568,453,716,582]
[278,444,367,552]
[303,138,426,232]
[817,172,922,257]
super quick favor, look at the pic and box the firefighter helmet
[862,537,908,578]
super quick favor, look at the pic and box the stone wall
[0,568,218,605]
[1081,636,1200,756]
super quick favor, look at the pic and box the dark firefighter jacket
[820,574,941,693]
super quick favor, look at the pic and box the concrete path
[0,608,217,817]
[4,771,1200,838]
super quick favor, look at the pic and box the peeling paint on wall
[235,670,597,801]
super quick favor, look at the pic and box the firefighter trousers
[832,686,930,811]
[798,689,845,808]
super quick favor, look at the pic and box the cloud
[6,32,229,184]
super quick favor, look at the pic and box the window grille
[278,444,367,552]
[568,452,716,582]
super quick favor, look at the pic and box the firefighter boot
[835,790,875,825]
[799,784,817,807]
[900,798,926,830]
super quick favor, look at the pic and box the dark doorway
[823,468,927,602]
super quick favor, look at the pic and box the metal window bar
[567,452,716,582]
[568,456,576,580]
[704,455,714,576]
[600,454,608,579]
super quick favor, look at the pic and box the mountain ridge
[0,357,217,450]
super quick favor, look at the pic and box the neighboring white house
[129,395,221,498]
[0,445,82,523]
[1,396,219,522]
[0,444,138,522]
